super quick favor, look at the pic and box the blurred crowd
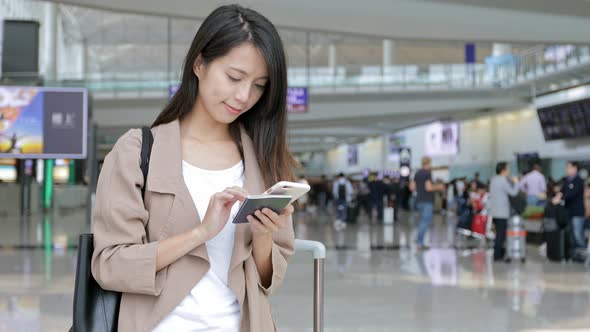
[296,158,590,261]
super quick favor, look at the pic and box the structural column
[43,2,58,81]
[382,39,394,67]
[328,44,336,70]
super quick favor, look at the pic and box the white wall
[322,107,590,180]
[326,137,384,175]
[495,109,590,160]
[389,117,495,169]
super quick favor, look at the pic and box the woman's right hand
[199,186,248,240]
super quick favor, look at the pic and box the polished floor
[1,207,590,331]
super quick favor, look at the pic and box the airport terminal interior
[2,0,590,331]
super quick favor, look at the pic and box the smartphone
[264,181,311,204]
[232,195,292,224]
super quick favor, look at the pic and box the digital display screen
[537,98,590,141]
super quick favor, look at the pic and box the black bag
[542,217,559,232]
[509,190,527,215]
[71,127,153,332]
[337,183,346,201]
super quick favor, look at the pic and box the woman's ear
[193,54,204,79]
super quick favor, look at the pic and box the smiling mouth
[224,103,242,114]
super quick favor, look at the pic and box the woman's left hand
[247,204,294,237]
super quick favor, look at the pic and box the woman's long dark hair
[152,4,296,186]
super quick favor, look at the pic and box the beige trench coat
[91,119,294,331]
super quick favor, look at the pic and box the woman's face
[194,43,269,124]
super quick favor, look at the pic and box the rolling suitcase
[346,203,358,224]
[545,228,570,262]
[383,207,394,225]
[544,217,571,262]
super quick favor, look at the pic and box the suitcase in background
[545,228,570,262]
[506,215,527,263]
[471,214,487,236]
[383,207,394,225]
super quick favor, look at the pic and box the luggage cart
[294,239,326,332]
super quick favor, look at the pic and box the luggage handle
[295,239,326,259]
[295,239,325,332]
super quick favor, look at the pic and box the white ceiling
[51,0,590,43]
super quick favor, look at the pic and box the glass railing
[5,45,590,94]
[287,64,490,89]
[494,45,590,86]
[45,64,491,92]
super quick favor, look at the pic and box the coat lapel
[148,120,209,262]
[229,126,266,273]
[147,120,266,273]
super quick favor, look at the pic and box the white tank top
[153,160,244,332]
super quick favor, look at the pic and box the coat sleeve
[506,179,520,197]
[257,215,295,296]
[91,129,165,296]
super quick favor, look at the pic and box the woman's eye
[227,75,240,82]
[255,84,266,90]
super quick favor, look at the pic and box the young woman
[91,5,297,331]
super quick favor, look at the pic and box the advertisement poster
[0,87,43,154]
[287,87,308,113]
[0,86,87,159]
[424,122,460,156]
[388,134,406,163]
[347,144,358,166]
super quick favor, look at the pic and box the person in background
[545,181,568,229]
[473,172,484,188]
[447,179,456,214]
[316,174,329,214]
[401,179,412,211]
[559,161,586,260]
[411,157,446,249]
[388,175,402,222]
[454,178,467,215]
[489,162,520,261]
[519,161,547,206]
[332,172,353,230]
[584,182,590,227]
[356,176,372,220]
[297,175,310,212]
[369,172,387,223]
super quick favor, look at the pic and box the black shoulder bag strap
[70,127,154,332]
[140,126,154,199]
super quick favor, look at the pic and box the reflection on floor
[1,208,590,331]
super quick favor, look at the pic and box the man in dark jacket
[560,162,586,258]
[369,173,387,223]
[388,176,402,221]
